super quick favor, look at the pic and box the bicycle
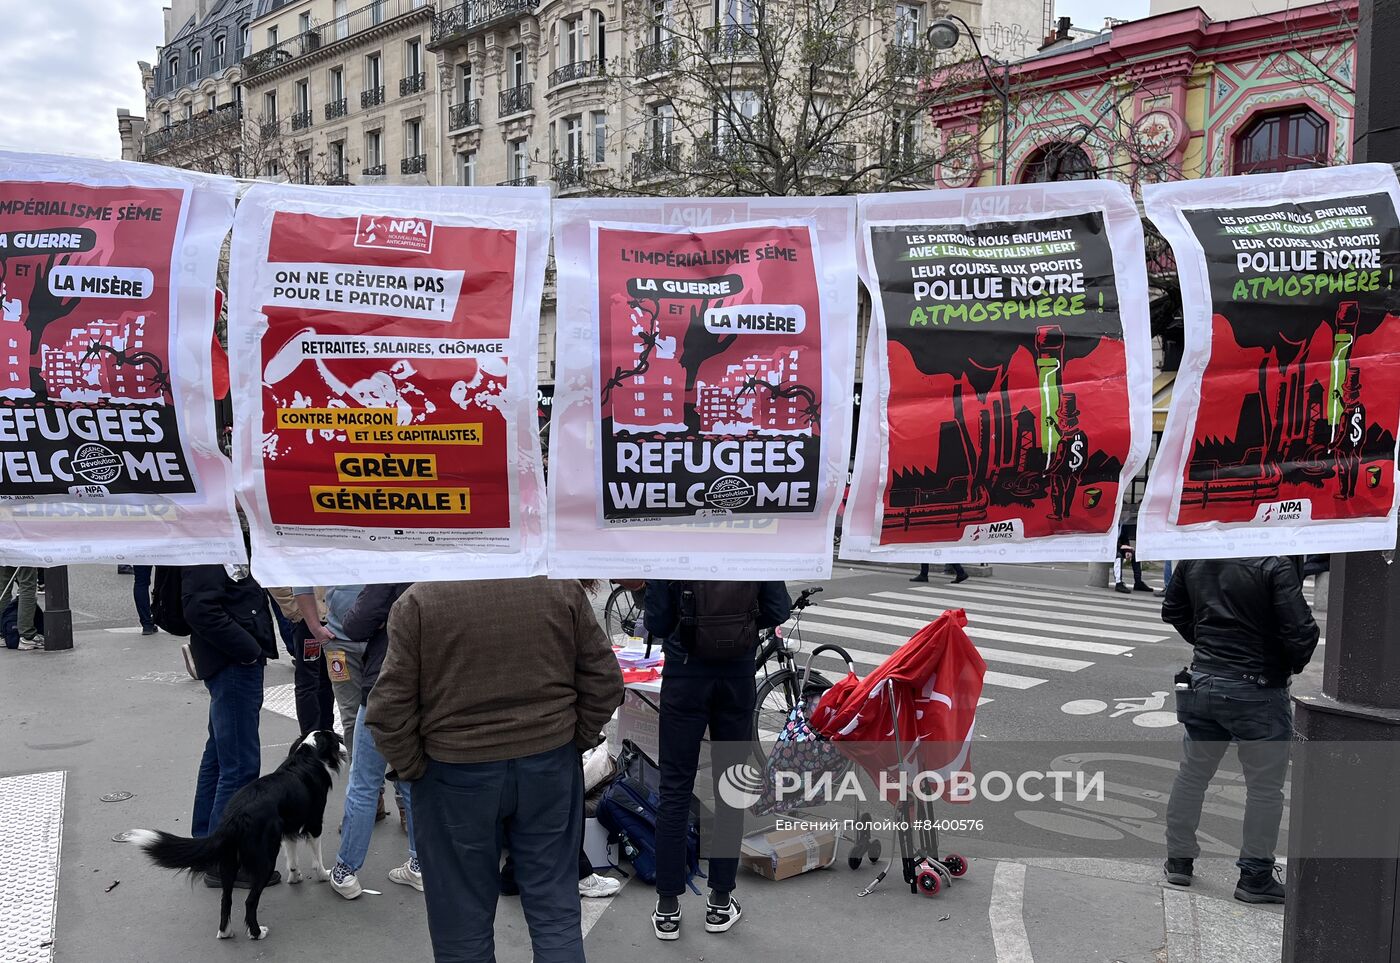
[603,581,645,642]
[752,586,830,767]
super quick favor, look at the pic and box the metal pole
[1282,1,1400,957]
[998,84,1009,186]
[42,566,73,651]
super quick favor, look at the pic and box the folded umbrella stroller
[810,609,987,897]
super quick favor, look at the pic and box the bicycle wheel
[752,668,831,768]
[603,586,641,642]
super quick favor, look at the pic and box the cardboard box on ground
[741,825,839,881]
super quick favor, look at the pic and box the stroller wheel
[943,854,968,878]
[867,839,882,864]
[848,854,863,870]
[915,861,942,897]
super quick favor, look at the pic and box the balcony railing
[631,141,679,179]
[151,47,236,98]
[242,0,429,78]
[547,60,603,88]
[448,98,481,129]
[327,173,352,185]
[809,141,856,175]
[497,174,538,186]
[259,115,281,138]
[325,97,348,119]
[499,82,533,116]
[361,85,386,108]
[634,38,681,76]
[290,108,314,131]
[363,163,387,176]
[431,0,538,44]
[710,23,760,57]
[553,160,589,189]
[401,153,428,174]
[142,103,243,154]
[696,134,764,168]
[887,42,936,76]
[400,71,426,95]
[803,30,854,68]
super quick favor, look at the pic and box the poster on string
[229,183,549,586]
[0,150,240,566]
[1139,164,1400,559]
[841,182,1154,563]
[549,198,857,581]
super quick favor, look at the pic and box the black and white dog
[130,730,344,940]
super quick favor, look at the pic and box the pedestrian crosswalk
[784,578,1174,707]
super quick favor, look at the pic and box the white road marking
[809,602,1138,654]
[990,860,1034,963]
[263,683,345,737]
[796,641,1044,690]
[796,616,1093,672]
[844,594,1157,644]
[0,770,65,963]
[920,581,1162,616]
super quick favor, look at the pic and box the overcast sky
[0,0,1151,161]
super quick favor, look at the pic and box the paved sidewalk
[0,566,1288,962]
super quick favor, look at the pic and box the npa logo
[354,214,435,253]
[1256,499,1310,524]
[964,519,1020,542]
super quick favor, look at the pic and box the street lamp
[926,15,1011,186]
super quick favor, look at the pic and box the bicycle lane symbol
[1060,692,1179,729]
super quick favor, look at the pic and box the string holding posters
[549,198,857,580]
[1139,164,1400,559]
[842,182,1154,563]
[229,183,549,586]
[0,150,240,565]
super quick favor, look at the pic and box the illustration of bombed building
[40,315,160,403]
[696,350,809,436]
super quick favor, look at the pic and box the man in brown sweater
[367,577,623,963]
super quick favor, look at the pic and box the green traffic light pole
[1282,0,1400,957]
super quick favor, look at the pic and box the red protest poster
[256,210,516,532]
[0,181,193,495]
[595,222,824,520]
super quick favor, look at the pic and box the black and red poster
[594,223,824,521]
[1141,167,1400,558]
[843,184,1153,562]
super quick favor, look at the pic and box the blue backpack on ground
[596,740,703,894]
[2,598,43,650]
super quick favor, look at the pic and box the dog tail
[128,827,234,875]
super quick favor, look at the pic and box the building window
[208,93,218,111]
[263,159,279,178]
[330,66,344,102]
[168,54,179,79]
[593,10,606,62]
[296,150,312,184]
[1234,107,1329,175]
[263,90,277,119]
[365,129,382,167]
[406,38,422,75]
[298,11,312,33]
[161,109,171,128]
[240,23,250,57]
[184,102,194,121]
[367,53,383,89]
[267,25,278,47]
[459,151,476,186]
[563,15,584,66]
[510,46,526,88]
[510,138,529,180]
[1020,142,1096,182]
[295,79,310,113]
[190,46,202,79]
[563,115,584,165]
[722,0,757,27]
[406,117,423,156]
[895,2,922,47]
[458,62,473,101]
[330,140,346,177]
[214,35,226,63]
[651,102,675,147]
[592,110,607,164]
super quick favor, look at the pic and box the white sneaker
[17,634,44,651]
[578,873,621,898]
[329,863,363,900]
[388,859,423,892]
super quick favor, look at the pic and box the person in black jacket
[182,563,280,888]
[327,583,418,900]
[1161,556,1319,904]
[638,579,791,942]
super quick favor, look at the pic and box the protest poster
[842,182,1154,563]
[0,150,241,565]
[229,184,549,585]
[1139,164,1400,558]
[549,198,857,580]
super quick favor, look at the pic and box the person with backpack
[179,562,282,888]
[366,577,622,963]
[640,579,792,941]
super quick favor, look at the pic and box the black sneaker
[652,901,681,941]
[704,895,742,933]
[909,575,928,583]
[1114,583,1132,594]
[204,869,282,889]
[141,625,158,636]
[1164,858,1193,886]
[1234,866,1285,904]
[1133,582,1156,593]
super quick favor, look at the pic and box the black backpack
[151,566,192,637]
[677,581,761,661]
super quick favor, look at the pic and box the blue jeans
[132,566,153,629]
[337,705,416,872]
[411,743,584,963]
[1166,672,1291,872]
[192,662,265,837]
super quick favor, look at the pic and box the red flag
[211,288,229,400]
[811,609,985,801]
